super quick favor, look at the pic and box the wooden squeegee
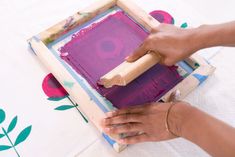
[99,52,161,88]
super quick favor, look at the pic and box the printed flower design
[0,108,32,157]
[150,10,175,24]
[149,10,188,28]
[0,109,5,124]
[42,73,88,122]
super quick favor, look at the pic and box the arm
[195,21,235,48]
[126,21,235,66]
[173,103,235,157]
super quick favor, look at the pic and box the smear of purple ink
[59,11,183,109]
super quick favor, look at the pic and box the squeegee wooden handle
[99,52,161,88]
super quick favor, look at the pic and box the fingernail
[125,56,129,60]
[175,89,181,98]
[101,118,107,124]
[105,111,115,118]
[97,80,103,86]
[119,139,125,144]
[104,127,111,132]
[105,112,112,118]
[173,89,181,101]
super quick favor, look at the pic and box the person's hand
[100,101,192,144]
[126,24,199,66]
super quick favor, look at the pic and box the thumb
[126,41,150,62]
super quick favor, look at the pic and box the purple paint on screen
[59,11,183,109]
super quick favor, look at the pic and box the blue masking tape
[178,61,194,74]
[102,133,116,146]
[193,74,208,85]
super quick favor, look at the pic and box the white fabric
[0,0,235,157]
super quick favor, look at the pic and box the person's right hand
[126,24,200,66]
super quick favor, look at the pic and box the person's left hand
[100,101,190,144]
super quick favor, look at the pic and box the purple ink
[101,65,182,108]
[59,11,183,109]
[59,11,148,87]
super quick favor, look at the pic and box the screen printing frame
[28,0,215,152]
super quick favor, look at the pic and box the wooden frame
[28,0,215,152]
